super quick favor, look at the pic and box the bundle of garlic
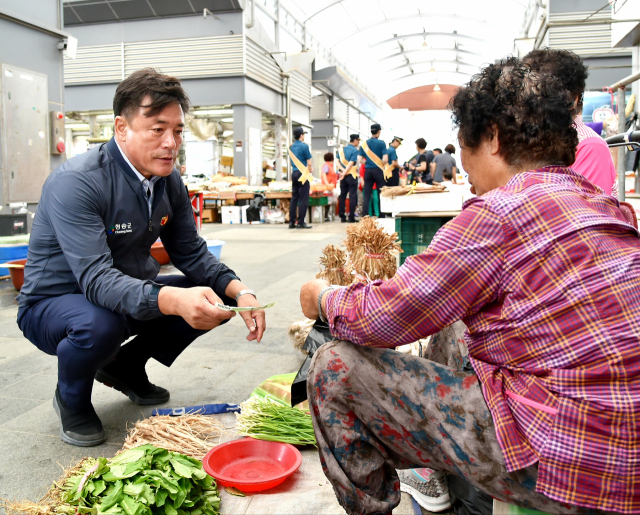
[344,217,402,282]
[316,244,351,286]
[288,318,315,353]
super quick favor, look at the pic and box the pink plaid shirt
[325,167,640,513]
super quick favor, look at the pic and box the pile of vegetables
[59,444,219,515]
[236,398,316,447]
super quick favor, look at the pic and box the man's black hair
[114,68,190,119]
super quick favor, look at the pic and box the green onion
[236,398,317,446]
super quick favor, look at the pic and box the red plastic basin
[7,259,26,291]
[202,438,302,492]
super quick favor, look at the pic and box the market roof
[63,0,242,26]
[278,0,527,101]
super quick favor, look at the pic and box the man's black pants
[17,275,213,410]
[363,167,386,218]
[339,175,358,220]
[290,170,310,225]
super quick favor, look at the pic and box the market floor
[0,221,436,515]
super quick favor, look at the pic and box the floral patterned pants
[307,323,618,515]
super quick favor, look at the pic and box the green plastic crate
[309,196,329,206]
[395,216,453,265]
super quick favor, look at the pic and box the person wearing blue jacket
[359,123,388,218]
[17,69,266,447]
[289,127,314,229]
[336,134,361,223]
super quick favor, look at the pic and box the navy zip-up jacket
[18,138,239,320]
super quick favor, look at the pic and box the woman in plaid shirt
[300,57,640,515]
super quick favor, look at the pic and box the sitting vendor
[300,57,640,514]
[18,68,266,447]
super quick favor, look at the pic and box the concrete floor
[0,221,430,514]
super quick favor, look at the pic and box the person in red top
[322,153,338,221]
[524,48,617,195]
[321,152,337,187]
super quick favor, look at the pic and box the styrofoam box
[376,217,397,235]
[221,206,242,224]
[380,188,465,214]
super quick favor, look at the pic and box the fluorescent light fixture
[221,117,234,123]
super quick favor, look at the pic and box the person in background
[385,136,403,187]
[523,48,617,196]
[407,138,433,184]
[432,148,442,157]
[321,152,337,222]
[337,134,361,223]
[262,160,275,186]
[359,124,388,218]
[431,144,458,184]
[289,127,313,229]
[180,165,187,176]
[321,152,337,187]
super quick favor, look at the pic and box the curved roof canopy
[279,0,526,101]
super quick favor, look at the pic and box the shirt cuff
[324,288,341,334]
[213,272,240,303]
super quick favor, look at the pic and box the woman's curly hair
[523,48,588,116]
[449,56,578,169]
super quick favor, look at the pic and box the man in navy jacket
[18,69,266,447]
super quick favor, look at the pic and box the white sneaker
[398,468,452,512]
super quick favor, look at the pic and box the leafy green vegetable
[60,445,220,515]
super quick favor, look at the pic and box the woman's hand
[300,279,330,320]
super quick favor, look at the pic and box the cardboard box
[221,205,241,224]
[202,208,217,223]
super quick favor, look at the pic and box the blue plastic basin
[0,244,29,276]
[206,239,226,260]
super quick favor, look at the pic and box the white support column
[275,116,283,181]
[617,87,627,202]
[232,104,263,184]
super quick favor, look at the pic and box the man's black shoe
[52,386,106,447]
[296,223,313,229]
[348,218,356,223]
[340,217,347,223]
[95,362,170,406]
[288,223,296,229]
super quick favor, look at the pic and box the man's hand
[300,279,330,320]
[158,286,235,330]
[237,294,266,342]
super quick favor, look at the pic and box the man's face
[433,150,441,156]
[299,133,305,142]
[115,97,184,178]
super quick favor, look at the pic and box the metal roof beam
[371,32,483,49]
[379,47,481,62]
[386,60,478,73]
[330,14,489,48]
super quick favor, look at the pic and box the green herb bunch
[60,444,219,515]
[236,397,316,446]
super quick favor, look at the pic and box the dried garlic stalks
[344,217,402,282]
[380,184,446,198]
[316,244,351,286]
